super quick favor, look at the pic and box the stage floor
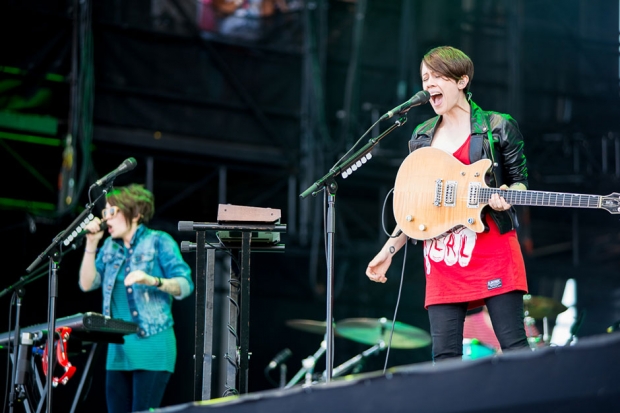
[144,332,620,413]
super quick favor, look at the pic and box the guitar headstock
[601,193,620,214]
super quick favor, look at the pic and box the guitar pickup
[444,181,457,207]
[433,179,443,206]
[468,182,481,208]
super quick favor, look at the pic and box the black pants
[106,370,171,413]
[427,291,530,361]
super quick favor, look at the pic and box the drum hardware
[285,319,339,336]
[524,295,568,347]
[286,316,431,351]
[462,338,495,360]
[263,348,292,388]
[542,316,550,344]
[283,320,332,389]
[322,342,385,380]
[334,317,431,349]
[283,316,430,387]
[285,340,326,389]
[524,315,545,349]
[523,295,567,320]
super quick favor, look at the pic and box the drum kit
[282,294,567,382]
[283,316,431,387]
[523,294,568,348]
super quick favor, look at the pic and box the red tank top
[422,137,528,309]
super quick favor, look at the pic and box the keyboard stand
[179,206,286,400]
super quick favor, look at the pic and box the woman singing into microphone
[79,184,194,412]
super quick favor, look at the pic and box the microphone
[62,219,108,247]
[267,348,292,370]
[92,158,137,187]
[380,90,430,120]
[75,221,108,241]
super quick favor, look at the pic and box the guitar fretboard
[478,188,600,209]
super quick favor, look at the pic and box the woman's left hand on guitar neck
[489,183,527,212]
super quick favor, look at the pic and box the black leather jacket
[407,100,528,234]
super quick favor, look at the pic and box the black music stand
[179,210,286,399]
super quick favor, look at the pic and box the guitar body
[394,147,620,240]
[393,147,493,240]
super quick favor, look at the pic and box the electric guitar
[393,146,620,240]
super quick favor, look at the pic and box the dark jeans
[427,291,530,361]
[106,370,171,413]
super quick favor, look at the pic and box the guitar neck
[479,188,601,209]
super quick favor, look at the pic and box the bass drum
[462,338,496,360]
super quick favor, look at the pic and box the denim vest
[90,225,194,337]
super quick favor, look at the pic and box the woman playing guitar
[366,46,531,362]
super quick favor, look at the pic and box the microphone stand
[299,116,408,382]
[21,184,111,413]
[7,287,28,413]
[1,239,89,413]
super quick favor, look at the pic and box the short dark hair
[421,46,474,93]
[106,184,154,226]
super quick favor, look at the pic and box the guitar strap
[486,123,497,165]
[469,134,483,162]
[486,118,502,184]
[469,114,501,185]
[469,114,495,162]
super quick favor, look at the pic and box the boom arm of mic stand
[25,185,111,273]
[25,209,92,273]
[299,116,408,199]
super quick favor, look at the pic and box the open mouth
[430,92,443,106]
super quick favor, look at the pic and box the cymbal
[523,295,568,319]
[285,319,336,336]
[335,317,431,349]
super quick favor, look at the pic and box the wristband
[84,249,97,254]
[154,277,163,287]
